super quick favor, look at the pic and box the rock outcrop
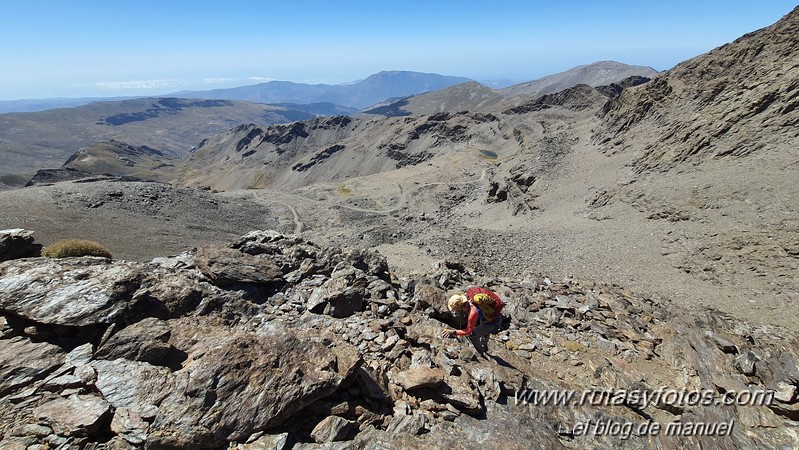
[1,230,798,449]
[0,229,42,261]
[596,6,799,172]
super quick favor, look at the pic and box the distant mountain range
[0,62,657,187]
[363,61,659,116]
[171,71,473,109]
[0,71,471,114]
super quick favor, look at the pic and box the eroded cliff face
[596,6,799,173]
[1,230,797,449]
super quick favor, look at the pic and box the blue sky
[0,1,796,100]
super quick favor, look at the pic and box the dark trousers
[469,317,501,354]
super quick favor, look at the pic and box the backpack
[467,288,504,322]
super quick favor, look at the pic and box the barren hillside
[0,98,319,185]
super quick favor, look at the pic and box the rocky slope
[0,230,797,449]
[596,7,799,172]
[24,140,179,186]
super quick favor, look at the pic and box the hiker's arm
[455,307,479,336]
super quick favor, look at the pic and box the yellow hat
[447,294,467,312]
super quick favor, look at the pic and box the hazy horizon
[0,0,796,101]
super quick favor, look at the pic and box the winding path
[237,168,489,235]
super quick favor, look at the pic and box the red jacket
[455,287,503,336]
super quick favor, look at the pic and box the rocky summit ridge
[0,229,798,449]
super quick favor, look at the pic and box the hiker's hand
[441,329,456,338]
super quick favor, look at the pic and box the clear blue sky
[0,1,796,100]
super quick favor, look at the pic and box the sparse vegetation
[562,340,587,353]
[337,185,354,195]
[42,239,112,259]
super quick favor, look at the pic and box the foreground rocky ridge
[1,230,797,449]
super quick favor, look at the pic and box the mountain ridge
[171,71,473,109]
[364,61,658,116]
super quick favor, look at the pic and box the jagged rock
[735,351,758,376]
[441,374,483,413]
[355,367,391,401]
[0,336,65,395]
[194,244,283,287]
[33,394,111,437]
[411,283,447,316]
[110,406,156,445]
[94,321,360,449]
[385,413,427,435]
[66,343,95,367]
[773,381,797,404]
[91,358,171,410]
[240,433,290,450]
[394,366,445,390]
[42,373,84,391]
[307,277,365,318]
[149,252,195,270]
[0,257,142,326]
[705,331,739,354]
[2,228,799,449]
[95,317,176,367]
[310,416,357,443]
[0,229,42,261]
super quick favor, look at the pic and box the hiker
[441,287,504,353]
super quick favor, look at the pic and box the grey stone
[33,394,111,437]
[0,258,140,326]
[240,433,290,450]
[194,244,283,286]
[310,416,357,443]
[0,336,65,396]
[0,228,41,261]
[394,366,445,390]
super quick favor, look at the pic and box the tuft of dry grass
[562,340,587,353]
[42,239,112,259]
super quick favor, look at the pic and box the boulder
[0,229,42,261]
[110,406,157,445]
[394,367,445,390]
[310,416,357,443]
[0,257,142,326]
[194,244,284,287]
[0,336,65,395]
[307,277,365,318]
[95,317,176,367]
[93,321,360,449]
[33,395,111,437]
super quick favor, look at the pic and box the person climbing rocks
[441,287,504,353]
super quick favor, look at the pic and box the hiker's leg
[470,323,497,354]
[468,334,488,354]
[472,323,496,337]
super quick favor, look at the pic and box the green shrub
[42,239,112,259]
